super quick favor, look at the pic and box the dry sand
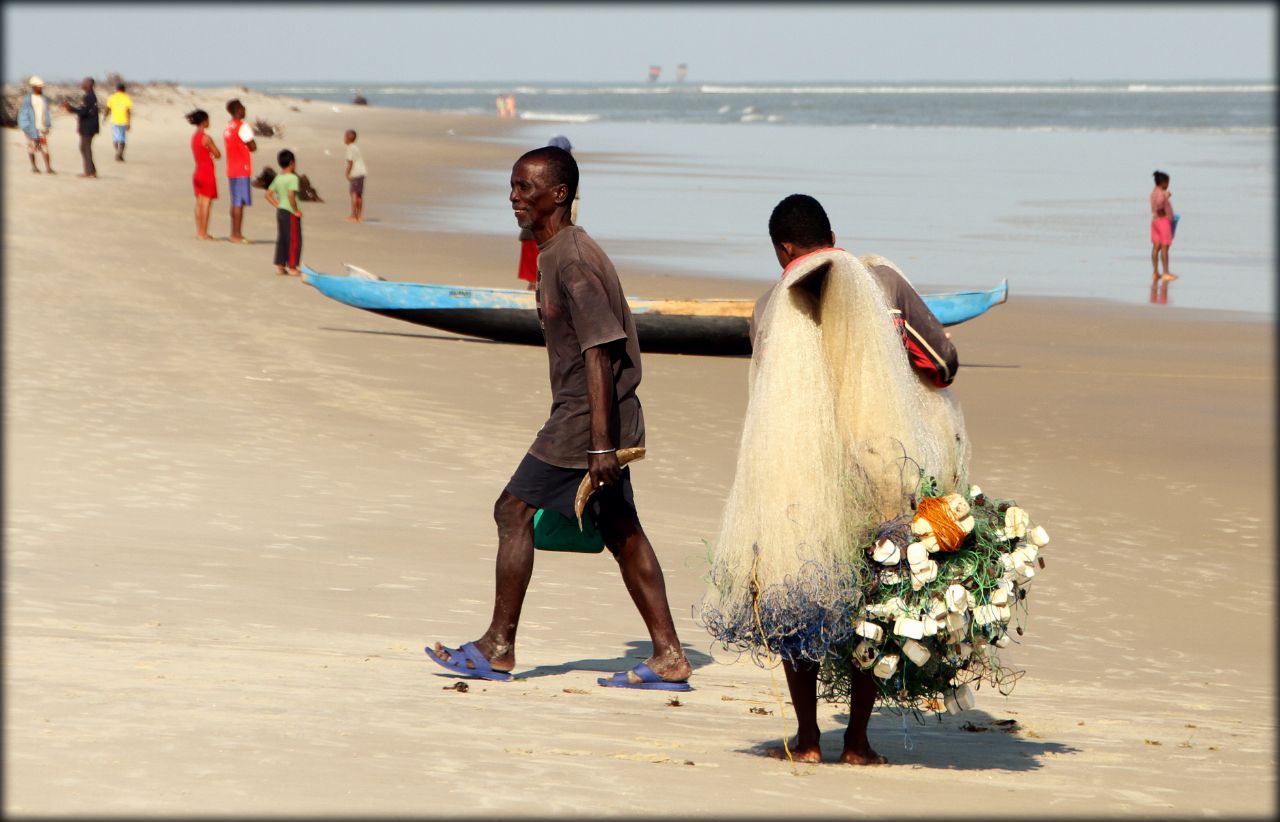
[4,85,1274,816]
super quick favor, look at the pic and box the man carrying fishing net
[701,194,969,764]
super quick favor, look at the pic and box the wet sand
[3,85,1274,816]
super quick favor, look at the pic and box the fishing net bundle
[818,481,1051,719]
[699,250,970,667]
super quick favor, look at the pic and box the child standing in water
[1150,170,1178,282]
[265,149,303,276]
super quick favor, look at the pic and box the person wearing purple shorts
[223,99,258,243]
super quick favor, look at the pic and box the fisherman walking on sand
[426,146,693,691]
[702,194,967,765]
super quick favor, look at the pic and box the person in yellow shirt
[104,82,133,162]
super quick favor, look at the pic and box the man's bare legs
[839,669,887,765]
[595,490,691,683]
[764,659,824,763]
[430,484,691,682]
[430,490,535,673]
[229,203,245,241]
[347,191,363,222]
[764,659,885,765]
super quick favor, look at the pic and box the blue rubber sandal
[424,641,513,682]
[597,662,691,691]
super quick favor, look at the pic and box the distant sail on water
[676,64,688,83]
[648,65,661,82]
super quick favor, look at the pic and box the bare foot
[198,234,216,240]
[838,744,888,766]
[345,215,358,222]
[45,169,55,175]
[230,236,246,243]
[275,266,288,276]
[1160,272,1179,281]
[31,167,40,174]
[287,268,302,277]
[77,173,96,179]
[765,741,823,763]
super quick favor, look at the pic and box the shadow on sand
[515,639,714,681]
[741,706,1080,771]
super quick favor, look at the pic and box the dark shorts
[349,175,365,196]
[504,452,636,522]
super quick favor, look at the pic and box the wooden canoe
[300,264,1007,356]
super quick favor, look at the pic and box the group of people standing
[18,75,132,177]
[185,97,367,276]
[495,94,518,119]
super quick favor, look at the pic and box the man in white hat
[17,76,54,174]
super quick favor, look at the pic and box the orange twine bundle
[914,496,966,552]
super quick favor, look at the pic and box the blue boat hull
[301,266,1007,356]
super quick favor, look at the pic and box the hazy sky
[4,3,1274,85]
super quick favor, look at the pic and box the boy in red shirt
[223,99,258,243]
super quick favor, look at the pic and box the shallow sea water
[402,122,1273,316]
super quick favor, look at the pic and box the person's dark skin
[761,232,887,766]
[227,101,258,243]
[430,156,691,685]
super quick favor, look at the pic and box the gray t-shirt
[530,226,644,469]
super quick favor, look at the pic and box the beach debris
[959,721,987,733]
[298,174,323,203]
[748,706,771,715]
[562,687,589,695]
[667,696,683,707]
[573,447,646,527]
[444,681,469,693]
[253,167,276,189]
[252,117,283,138]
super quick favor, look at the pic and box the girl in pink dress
[1150,170,1177,281]
[188,109,221,240]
